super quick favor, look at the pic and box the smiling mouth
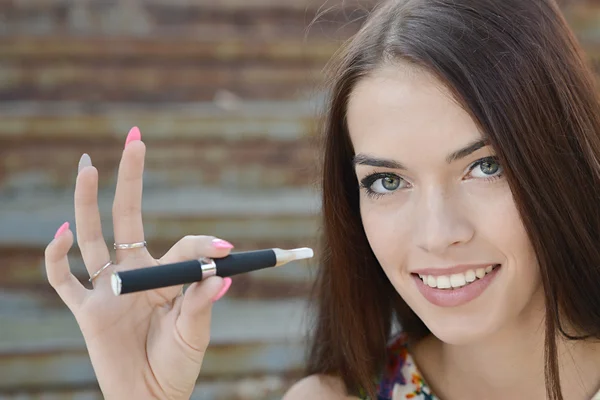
[413,264,501,290]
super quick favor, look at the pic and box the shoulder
[282,374,360,400]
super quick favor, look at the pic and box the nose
[412,187,475,255]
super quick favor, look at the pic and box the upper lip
[411,263,499,276]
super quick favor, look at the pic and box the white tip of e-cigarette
[289,247,314,260]
[111,273,122,296]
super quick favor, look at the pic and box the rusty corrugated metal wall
[0,0,598,399]
[0,1,371,399]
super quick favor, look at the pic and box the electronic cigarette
[111,247,313,295]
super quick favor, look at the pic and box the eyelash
[358,156,504,200]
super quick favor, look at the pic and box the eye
[359,173,408,198]
[377,175,402,192]
[468,157,504,180]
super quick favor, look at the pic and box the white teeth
[450,274,467,288]
[419,265,497,290]
[436,276,451,289]
[465,269,476,283]
[427,275,437,288]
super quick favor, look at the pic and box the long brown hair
[306,0,600,399]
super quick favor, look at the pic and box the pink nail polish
[125,126,141,147]
[212,238,234,249]
[212,278,232,302]
[54,222,69,239]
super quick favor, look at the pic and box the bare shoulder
[282,374,361,400]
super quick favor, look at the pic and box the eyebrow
[352,138,489,169]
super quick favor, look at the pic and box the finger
[151,236,234,303]
[74,154,112,282]
[158,236,235,265]
[147,278,228,398]
[112,127,147,262]
[45,222,88,310]
[175,276,230,353]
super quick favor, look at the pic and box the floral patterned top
[367,333,600,400]
[372,333,438,400]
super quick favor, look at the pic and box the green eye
[469,156,504,180]
[359,173,406,198]
[480,159,499,175]
[382,176,401,190]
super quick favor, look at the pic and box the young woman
[44,0,600,399]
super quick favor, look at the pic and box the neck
[422,292,600,399]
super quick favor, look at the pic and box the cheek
[471,187,538,275]
[464,185,542,313]
[360,197,413,275]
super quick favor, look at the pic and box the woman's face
[347,64,543,344]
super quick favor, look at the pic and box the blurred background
[0,0,598,399]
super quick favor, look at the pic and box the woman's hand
[44,127,233,400]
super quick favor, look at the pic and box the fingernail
[212,278,232,302]
[54,222,70,239]
[212,238,234,249]
[78,153,92,173]
[125,126,141,148]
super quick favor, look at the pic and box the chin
[392,262,543,345]
[401,289,540,347]
[418,310,505,345]
[396,276,514,346]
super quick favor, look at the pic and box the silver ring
[114,241,147,250]
[199,257,217,278]
[89,261,113,282]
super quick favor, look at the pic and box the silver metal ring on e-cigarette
[199,257,217,278]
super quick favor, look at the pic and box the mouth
[412,264,501,290]
[411,264,502,307]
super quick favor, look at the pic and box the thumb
[151,277,232,398]
[176,276,232,352]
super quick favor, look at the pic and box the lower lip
[413,265,501,307]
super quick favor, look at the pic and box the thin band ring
[89,261,113,282]
[114,241,147,250]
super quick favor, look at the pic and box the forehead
[346,64,482,158]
